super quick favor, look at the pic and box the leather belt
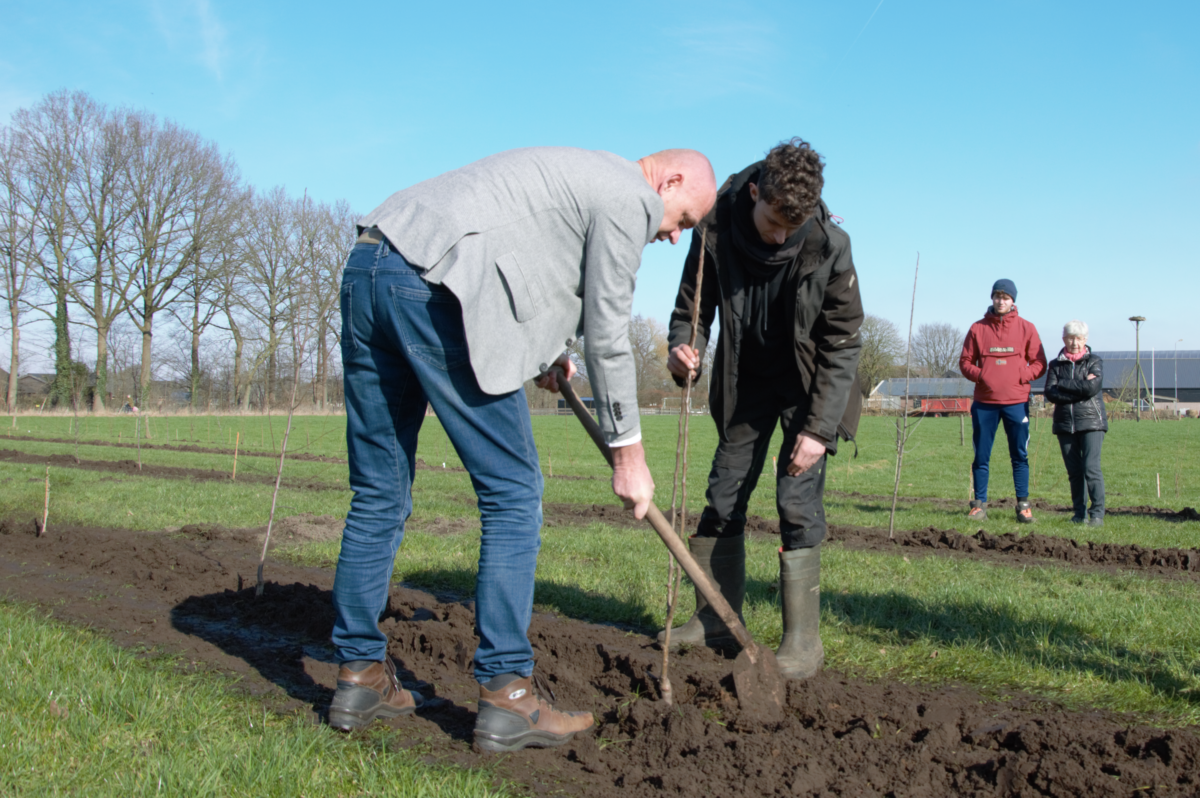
[356,226,386,245]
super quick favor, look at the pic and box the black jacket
[1044,348,1108,434]
[668,162,864,449]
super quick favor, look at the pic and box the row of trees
[1,90,354,412]
[857,317,964,396]
[550,309,967,410]
[2,91,962,416]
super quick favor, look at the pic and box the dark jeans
[1056,430,1105,519]
[333,241,544,683]
[971,400,1031,502]
[697,371,827,550]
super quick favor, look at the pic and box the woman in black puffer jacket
[1043,320,1107,526]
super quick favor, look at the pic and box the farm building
[1031,350,1200,415]
[869,351,1200,417]
[868,377,977,413]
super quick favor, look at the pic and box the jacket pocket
[496,251,545,323]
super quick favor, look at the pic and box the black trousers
[697,371,827,550]
[1056,430,1105,519]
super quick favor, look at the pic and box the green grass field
[2,409,1200,795]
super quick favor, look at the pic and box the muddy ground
[3,506,1200,797]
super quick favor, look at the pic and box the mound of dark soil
[3,517,1200,796]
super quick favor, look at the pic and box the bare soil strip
[0,448,344,491]
[0,433,346,462]
[2,517,1198,796]
[545,503,1200,583]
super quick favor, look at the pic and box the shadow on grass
[823,589,1200,702]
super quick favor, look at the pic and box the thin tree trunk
[256,355,303,597]
[93,322,109,412]
[6,313,17,417]
[888,254,920,539]
[190,295,202,412]
[51,275,72,407]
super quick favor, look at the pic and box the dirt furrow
[2,517,1197,797]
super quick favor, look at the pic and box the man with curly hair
[661,139,863,680]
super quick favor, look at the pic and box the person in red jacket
[958,279,1047,523]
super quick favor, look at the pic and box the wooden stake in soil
[1157,472,1161,498]
[39,464,49,537]
[135,413,142,472]
[661,227,706,706]
[232,431,241,481]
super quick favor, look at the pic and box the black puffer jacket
[1044,348,1108,434]
[667,162,864,450]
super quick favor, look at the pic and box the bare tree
[296,196,352,410]
[0,125,47,414]
[628,313,669,405]
[13,90,97,407]
[67,104,140,410]
[122,114,228,406]
[239,186,304,409]
[170,156,243,411]
[857,314,905,396]
[911,322,963,378]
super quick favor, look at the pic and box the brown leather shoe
[328,658,423,731]
[474,674,593,753]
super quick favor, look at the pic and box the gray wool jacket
[359,148,663,445]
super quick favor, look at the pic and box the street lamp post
[1176,339,1183,418]
[1130,316,1146,421]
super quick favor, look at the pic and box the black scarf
[728,182,812,349]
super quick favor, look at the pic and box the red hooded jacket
[959,306,1047,405]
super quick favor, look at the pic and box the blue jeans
[332,241,544,683]
[970,401,1030,502]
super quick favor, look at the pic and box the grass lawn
[0,601,512,797]
[2,407,1200,791]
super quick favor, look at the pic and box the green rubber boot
[776,545,824,680]
[656,534,745,649]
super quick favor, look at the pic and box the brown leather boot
[328,658,424,731]
[474,674,593,753]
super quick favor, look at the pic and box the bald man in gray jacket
[328,147,715,753]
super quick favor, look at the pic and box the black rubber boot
[656,534,745,649]
[776,545,824,680]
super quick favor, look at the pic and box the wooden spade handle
[555,375,760,657]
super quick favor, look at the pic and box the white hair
[1063,320,1088,337]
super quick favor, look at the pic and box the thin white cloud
[193,0,229,81]
[145,0,229,81]
[837,0,887,68]
[663,21,783,100]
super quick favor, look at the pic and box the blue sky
[2,0,1198,368]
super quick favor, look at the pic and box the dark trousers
[971,401,1031,502]
[1056,430,1105,519]
[698,372,827,550]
